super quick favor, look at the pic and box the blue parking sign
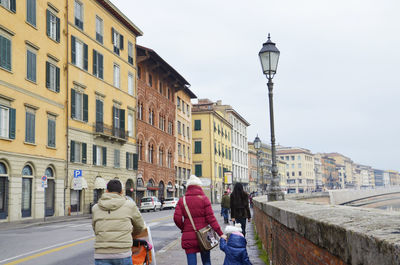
[74,170,82,178]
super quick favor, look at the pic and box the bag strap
[183,196,198,232]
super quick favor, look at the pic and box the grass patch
[253,224,270,265]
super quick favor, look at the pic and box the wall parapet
[253,196,400,265]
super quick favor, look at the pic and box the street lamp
[258,34,284,201]
[253,136,261,193]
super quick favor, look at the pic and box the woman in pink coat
[174,175,224,265]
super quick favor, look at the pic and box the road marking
[148,222,160,227]
[147,215,173,224]
[0,236,94,265]
[157,237,180,253]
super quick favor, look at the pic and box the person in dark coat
[220,223,252,265]
[230,183,251,237]
[221,191,230,224]
[174,175,225,265]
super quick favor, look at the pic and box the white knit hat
[187,175,202,187]
[225,223,242,234]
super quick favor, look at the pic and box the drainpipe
[64,0,69,217]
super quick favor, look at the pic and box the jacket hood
[185,185,205,196]
[228,233,247,248]
[97,193,126,211]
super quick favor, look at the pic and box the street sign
[41,176,47,181]
[224,172,233,184]
[74,170,82,178]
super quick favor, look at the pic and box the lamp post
[253,135,261,193]
[258,34,284,201]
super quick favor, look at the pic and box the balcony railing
[94,122,128,142]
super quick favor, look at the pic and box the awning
[147,187,159,191]
[94,177,107,189]
[81,178,88,189]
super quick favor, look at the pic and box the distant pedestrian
[92,180,146,265]
[230,183,251,237]
[174,175,226,265]
[220,223,252,265]
[221,191,230,224]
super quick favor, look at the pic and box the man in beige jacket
[92,180,146,265]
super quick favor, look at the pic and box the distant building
[248,141,272,193]
[387,170,400,186]
[322,153,354,188]
[374,169,384,187]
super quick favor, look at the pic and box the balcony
[93,122,128,142]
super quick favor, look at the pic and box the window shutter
[56,17,60,42]
[71,89,76,118]
[45,62,50,88]
[47,119,51,146]
[83,93,88,122]
[10,0,16,13]
[46,10,50,37]
[119,109,125,132]
[31,113,35,143]
[98,53,103,79]
[56,66,60,92]
[126,152,129,169]
[92,145,97,165]
[133,154,138,170]
[112,106,116,129]
[120,35,124,50]
[95,99,101,123]
[71,36,76,65]
[9,108,16,139]
[70,141,75,162]
[83,43,88,71]
[51,120,56,147]
[92,50,97,76]
[111,28,115,44]
[82,143,87,164]
[102,147,107,166]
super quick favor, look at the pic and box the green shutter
[102,147,107,166]
[83,93,88,122]
[10,0,16,12]
[120,35,124,50]
[93,145,97,165]
[111,28,115,44]
[9,108,16,139]
[95,99,101,123]
[47,119,51,146]
[133,154,138,170]
[56,66,60,92]
[83,43,88,71]
[70,141,75,162]
[45,62,50,88]
[82,143,87,164]
[92,50,97,76]
[119,109,125,132]
[195,165,202,177]
[71,36,76,65]
[195,120,201,130]
[46,10,50,37]
[98,53,103,79]
[126,152,129,169]
[56,17,60,42]
[71,89,76,118]
[195,141,201,154]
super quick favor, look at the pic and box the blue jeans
[221,207,229,222]
[186,251,211,265]
[95,257,133,265]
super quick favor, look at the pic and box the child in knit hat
[219,223,252,265]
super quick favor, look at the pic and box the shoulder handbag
[183,196,219,251]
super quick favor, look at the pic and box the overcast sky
[113,0,400,171]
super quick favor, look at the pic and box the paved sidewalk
[156,206,265,265]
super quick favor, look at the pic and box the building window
[25,110,35,143]
[93,145,106,166]
[183,144,186,158]
[159,82,163,94]
[1,0,15,12]
[148,74,152,87]
[187,126,190,139]
[167,151,172,168]
[93,50,104,79]
[194,141,201,154]
[26,49,36,82]
[47,116,56,147]
[177,97,181,109]
[26,0,36,26]
[299,171,302,176]
[74,0,84,30]
[0,35,11,71]
[128,73,134,95]
[195,164,202,177]
[112,27,123,55]
[137,66,141,79]
[113,106,125,139]
[113,64,120,88]
[138,141,142,161]
[168,121,173,135]
[0,162,8,219]
[159,147,164,166]
[148,144,153,163]
[21,166,33,217]
[113,150,120,168]
[178,143,181,156]
[71,89,88,122]
[177,121,181,135]
[148,109,154,126]
[70,140,87,163]
[138,102,143,120]
[47,10,60,42]
[182,123,185,137]
[95,16,103,43]
[95,99,103,131]
[128,113,133,137]
[187,146,190,160]
[194,120,201,130]
[128,41,133,65]
[0,105,15,139]
[46,61,60,92]
[126,152,133,170]
[71,36,88,70]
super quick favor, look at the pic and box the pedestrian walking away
[220,223,252,265]
[173,175,226,265]
[221,191,230,224]
[230,183,251,237]
[92,179,146,265]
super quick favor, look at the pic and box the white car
[139,197,162,212]
[162,197,179,210]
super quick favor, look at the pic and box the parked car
[162,197,179,210]
[139,196,162,212]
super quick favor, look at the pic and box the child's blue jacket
[219,233,252,265]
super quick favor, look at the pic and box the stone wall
[253,196,400,265]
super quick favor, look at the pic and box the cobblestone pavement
[156,207,265,265]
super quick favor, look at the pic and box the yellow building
[0,0,67,221]
[192,99,232,203]
[66,0,142,214]
[248,141,272,193]
[175,88,196,197]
